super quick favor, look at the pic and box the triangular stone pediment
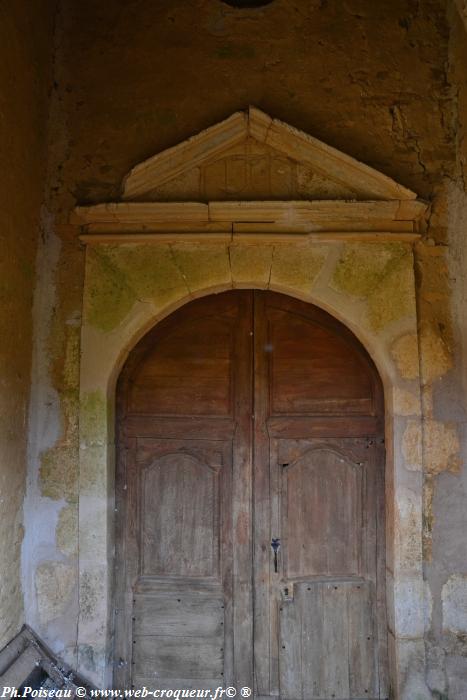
[122,106,416,203]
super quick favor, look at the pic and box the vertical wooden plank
[253,291,273,696]
[348,582,376,697]
[221,440,234,690]
[278,597,301,700]
[374,440,389,698]
[300,584,324,699]
[322,582,350,699]
[232,291,254,690]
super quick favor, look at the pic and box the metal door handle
[271,538,280,573]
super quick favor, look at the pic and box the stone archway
[74,108,429,698]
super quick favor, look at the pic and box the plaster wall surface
[22,0,467,697]
[0,1,56,650]
[421,7,467,699]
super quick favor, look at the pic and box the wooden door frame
[76,237,426,700]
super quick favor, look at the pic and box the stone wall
[22,0,467,696]
[423,5,467,698]
[0,1,56,650]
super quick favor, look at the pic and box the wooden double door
[115,291,388,699]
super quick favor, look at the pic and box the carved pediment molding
[72,199,428,244]
[122,106,417,202]
[72,107,429,244]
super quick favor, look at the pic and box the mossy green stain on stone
[80,446,107,497]
[62,325,81,393]
[332,243,415,330]
[39,444,79,501]
[230,245,273,286]
[81,390,107,446]
[104,245,188,307]
[85,245,189,332]
[332,243,409,297]
[172,244,231,292]
[85,247,136,332]
[367,251,416,330]
[270,245,328,292]
[39,323,81,503]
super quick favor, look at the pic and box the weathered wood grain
[280,581,377,699]
[116,290,387,697]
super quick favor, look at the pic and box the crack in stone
[267,245,276,289]
[168,244,193,298]
[227,242,234,287]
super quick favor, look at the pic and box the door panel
[280,446,362,578]
[134,636,224,683]
[133,594,224,637]
[268,306,377,416]
[127,317,233,416]
[115,290,387,698]
[140,449,221,578]
[279,581,377,700]
[130,437,231,690]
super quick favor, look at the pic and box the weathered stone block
[79,445,108,497]
[391,333,420,379]
[80,390,107,447]
[394,388,421,416]
[270,244,328,293]
[332,243,416,330]
[172,244,232,292]
[442,574,467,634]
[402,420,423,471]
[35,562,75,625]
[39,444,79,502]
[424,420,461,475]
[229,244,273,287]
[104,244,188,308]
[85,247,137,332]
[56,504,78,557]
[419,323,452,383]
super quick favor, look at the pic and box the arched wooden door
[114,291,388,699]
